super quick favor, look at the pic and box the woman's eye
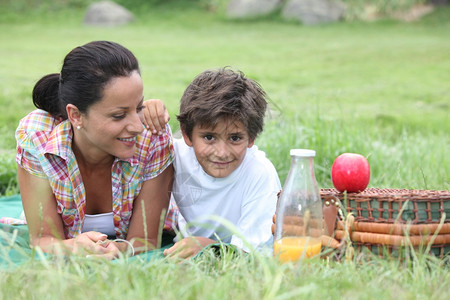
[112,114,125,120]
[137,105,144,113]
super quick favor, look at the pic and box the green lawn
[0,247,448,300]
[0,4,449,299]
[2,4,448,191]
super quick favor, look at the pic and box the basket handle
[323,196,341,236]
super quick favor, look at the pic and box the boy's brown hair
[177,67,267,141]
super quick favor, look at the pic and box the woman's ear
[66,104,83,129]
[181,129,193,147]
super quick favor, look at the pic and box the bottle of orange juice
[274,149,323,263]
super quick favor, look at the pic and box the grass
[0,3,449,299]
[0,241,449,300]
[0,4,448,191]
[0,153,18,196]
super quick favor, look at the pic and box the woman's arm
[18,165,65,246]
[17,166,117,257]
[126,164,174,253]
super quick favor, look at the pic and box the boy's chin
[205,168,235,178]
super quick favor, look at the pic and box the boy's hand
[163,237,215,259]
[141,99,170,135]
[272,214,276,234]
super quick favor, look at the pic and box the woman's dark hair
[32,41,140,119]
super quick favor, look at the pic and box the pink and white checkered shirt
[15,109,174,239]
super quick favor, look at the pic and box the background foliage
[0,2,449,299]
[0,0,436,19]
[0,0,448,196]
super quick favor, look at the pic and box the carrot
[320,235,340,249]
[335,230,450,246]
[336,221,450,236]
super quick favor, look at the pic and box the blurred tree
[428,0,448,5]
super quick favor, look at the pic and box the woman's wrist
[113,239,135,256]
[31,236,72,254]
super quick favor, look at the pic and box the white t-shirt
[171,138,281,252]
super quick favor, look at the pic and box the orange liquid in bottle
[274,237,322,262]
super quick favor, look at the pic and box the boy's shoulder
[172,138,195,170]
[236,146,281,193]
[241,145,277,176]
[173,137,190,154]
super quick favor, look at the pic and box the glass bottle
[274,149,323,262]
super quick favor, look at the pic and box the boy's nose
[213,141,230,159]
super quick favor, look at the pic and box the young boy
[143,68,281,258]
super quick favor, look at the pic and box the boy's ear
[66,104,83,129]
[248,138,255,148]
[181,129,193,147]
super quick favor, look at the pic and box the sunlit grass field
[0,3,449,299]
[0,3,448,193]
[1,246,448,300]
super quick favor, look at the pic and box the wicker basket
[321,188,450,258]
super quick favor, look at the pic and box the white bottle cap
[290,149,316,157]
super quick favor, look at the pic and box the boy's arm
[231,167,281,252]
[141,99,170,135]
[163,236,216,259]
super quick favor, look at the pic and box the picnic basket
[320,188,450,258]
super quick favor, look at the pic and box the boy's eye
[230,135,242,142]
[137,105,144,113]
[203,135,214,141]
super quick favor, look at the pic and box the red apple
[331,153,370,193]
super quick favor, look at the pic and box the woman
[16,41,174,259]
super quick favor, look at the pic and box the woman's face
[78,71,145,162]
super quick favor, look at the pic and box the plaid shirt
[16,109,174,239]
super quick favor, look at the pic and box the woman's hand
[61,231,121,259]
[141,99,170,135]
[18,167,125,259]
[163,237,215,259]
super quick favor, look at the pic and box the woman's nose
[129,112,144,134]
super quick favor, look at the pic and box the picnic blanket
[0,194,25,224]
[0,195,169,267]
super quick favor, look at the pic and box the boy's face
[182,118,254,178]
